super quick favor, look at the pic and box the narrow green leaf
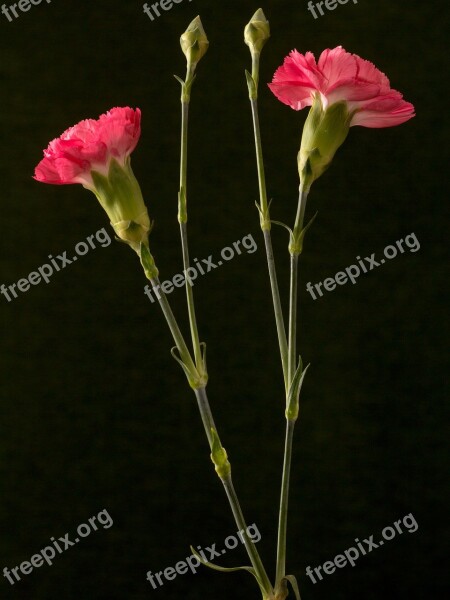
[284,574,302,600]
[189,546,266,595]
[286,359,310,421]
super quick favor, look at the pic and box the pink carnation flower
[268,46,414,128]
[34,107,150,252]
[34,107,141,185]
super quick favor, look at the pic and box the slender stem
[195,387,273,597]
[149,276,196,375]
[287,254,299,386]
[149,282,272,595]
[251,51,260,89]
[276,185,308,586]
[222,474,273,597]
[193,386,216,447]
[263,231,289,392]
[250,97,268,218]
[180,99,189,194]
[180,220,203,369]
[250,90,289,388]
[179,91,204,372]
[292,185,308,245]
[275,419,295,588]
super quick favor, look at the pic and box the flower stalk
[245,11,289,391]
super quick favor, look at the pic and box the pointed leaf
[286,359,310,421]
[189,546,266,595]
[284,574,302,600]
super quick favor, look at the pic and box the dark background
[0,0,448,598]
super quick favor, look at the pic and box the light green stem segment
[149,275,197,378]
[288,254,299,386]
[222,473,274,598]
[148,283,272,594]
[276,185,308,587]
[263,230,289,393]
[248,52,289,389]
[275,419,295,588]
[194,388,273,598]
[178,74,206,378]
[180,220,204,373]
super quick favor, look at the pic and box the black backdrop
[0,0,448,599]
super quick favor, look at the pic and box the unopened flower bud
[244,8,270,54]
[180,16,209,70]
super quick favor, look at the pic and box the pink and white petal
[354,55,391,92]
[268,82,315,110]
[34,157,66,184]
[318,47,358,91]
[272,50,323,90]
[98,107,141,159]
[351,100,415,128]
[53,156,93,183]
[327,81,381,104]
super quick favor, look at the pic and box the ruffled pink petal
[351,97,415,128]
[34,107,141,185]
[268,82,315,110]
[318,47,358,91]
[269,46,415,129]
[98,107,141,160]
[269,50,323,108]
[34,154,91,185]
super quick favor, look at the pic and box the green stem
[276,185,308,586]
[287,254,299,386]
[148,276,197,377]
[249,59,289,388]
[180,220,203,370]
[275,419,295,588]
[263,230,289,392]
[178,83,204,375]
[194,386,274,597]
[222,473,274,597]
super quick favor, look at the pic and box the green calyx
[298,96,352,189]
[89,158,151,253]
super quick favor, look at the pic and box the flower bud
[298,96,351,189]
[244,8,270,54]
[180,16,209,69]
[90,158,151,252]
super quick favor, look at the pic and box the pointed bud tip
[244,8,270,54]
[252,8,268,22]
[181,15,209,67]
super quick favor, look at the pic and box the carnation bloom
[269,47,415,188]
[269,46,414,127]
[34,107,150,251]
